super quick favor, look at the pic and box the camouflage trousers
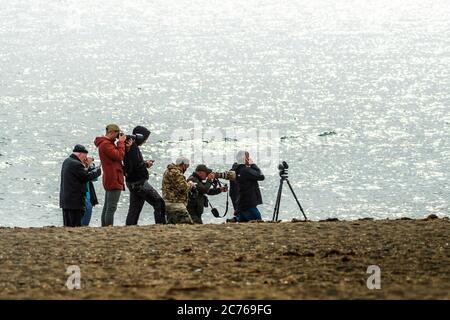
[165,202,193,224]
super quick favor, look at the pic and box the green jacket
[187,172,221,216]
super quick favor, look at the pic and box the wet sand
[0,216,448,299]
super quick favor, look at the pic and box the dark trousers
[187,206,204,224]
[126,180,166,225]
[190,213,203,224]
[62,209,84,227]
[101,190,121,226]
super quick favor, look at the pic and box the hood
[132,126,151,145]
[94,136,111,147]
[236,150,247,165]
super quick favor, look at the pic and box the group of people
[59,124,265,227]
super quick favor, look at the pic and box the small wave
[280,135,301,140]
[318,131,337,137]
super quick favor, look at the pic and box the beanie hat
[73,144,88,154]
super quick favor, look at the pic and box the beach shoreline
[0,217,448,299]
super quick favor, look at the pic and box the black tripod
[272,162,307,222]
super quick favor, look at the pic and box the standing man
[124,126,166,225]
[60,145,102,227]
[162,156,196,224]
[94,124,128,226]
[232,150,265,222]
[187,164,228,224]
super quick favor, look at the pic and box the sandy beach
[0,216,448,300]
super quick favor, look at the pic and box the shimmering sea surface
[1,0,450,227]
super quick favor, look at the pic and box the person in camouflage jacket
[162,156,195,224]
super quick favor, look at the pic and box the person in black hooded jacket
[124,126,166,225]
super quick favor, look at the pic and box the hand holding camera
[207,172,215,182]
[118,133,127,143]
[82,156,95,168]
[87,157,95,167]
[188,181,197,190]
[125,138,134,149]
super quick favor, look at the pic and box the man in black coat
[60,145,102,227]
[187,164,228,224]
[230,151,265,222]
[124,126,166,225]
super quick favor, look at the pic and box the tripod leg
[286,179,307,221]
[272,180,281,221]
[272,183,280,221]
[275,179,284,221]
[272,179,283,221]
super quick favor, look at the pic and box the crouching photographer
[187,165,229,224]
[162,156,197,224]
[124,126,166,225]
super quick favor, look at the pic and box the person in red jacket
[94,124,129,226]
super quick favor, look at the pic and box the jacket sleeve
[189,177,222,196]
[88,165,99,182]
[101,141,125,162]
[243,164,265,181]
[196,180,213,195]
[125,146,147,176]
[73,163,102,184]
[173,170,190,195]
[135,149,148,171]
[229,180,238,210]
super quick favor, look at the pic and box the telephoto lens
[126,133,144,141]
[214,171,236,181]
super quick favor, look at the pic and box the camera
[213,171,236,181]
[278,161,289,177]
[212,178,228,189]
[120,132,145,144]
[120,132,144,141]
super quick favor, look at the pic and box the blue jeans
[237,207,262,222]
[81,200,93,226]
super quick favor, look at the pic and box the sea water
[1,0,449,226]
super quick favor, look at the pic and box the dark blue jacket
[232,164,265,212]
